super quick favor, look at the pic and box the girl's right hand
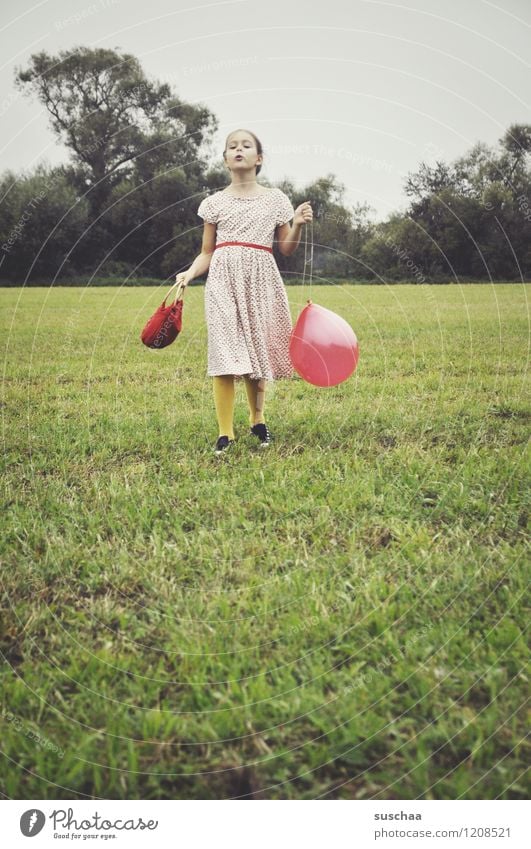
[175,271,191,288]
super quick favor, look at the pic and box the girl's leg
[212,375,235,439]
[244,376,266,426]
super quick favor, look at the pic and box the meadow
[1,282,529,800]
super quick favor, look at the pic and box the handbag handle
[162,279,186,306]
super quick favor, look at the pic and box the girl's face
[224,132,262,173]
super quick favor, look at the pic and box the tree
[15,47,217,218]
[104,169,201,279]
[0,164,89,282]
[400,124,531,279]
[273,174,371,279]
[404,160,456,203]
[497,123,531,194]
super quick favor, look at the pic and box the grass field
[1,282,529,800]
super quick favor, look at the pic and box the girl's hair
[223,129,264,175]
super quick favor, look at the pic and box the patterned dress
[197,188,296,382]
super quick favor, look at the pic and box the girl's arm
[176,222,216,286]
[276,201,313,256]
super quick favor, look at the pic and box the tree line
[1,46,529,285]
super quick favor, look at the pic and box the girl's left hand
[293,201,313,226]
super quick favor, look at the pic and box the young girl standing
[176,128,313,454]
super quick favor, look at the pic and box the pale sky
[1,0,529,221]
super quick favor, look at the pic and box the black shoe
[250,423,272,447]
[214,435,235,455]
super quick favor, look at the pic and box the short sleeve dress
[197,187,296,382]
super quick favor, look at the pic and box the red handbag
[140,279,185,349]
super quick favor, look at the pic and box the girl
[176,128,313,454]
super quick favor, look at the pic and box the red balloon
[289,301,359,387]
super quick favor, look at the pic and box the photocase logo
[20,809,45,837]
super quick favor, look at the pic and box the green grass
[1,282,529,800]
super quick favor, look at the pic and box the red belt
[214,241,273,253]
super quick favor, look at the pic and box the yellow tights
[212,375,266,438]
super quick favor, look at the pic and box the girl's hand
[293,201,313,227]
[175,271,191,288]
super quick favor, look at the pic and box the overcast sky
[1,0,529,220]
